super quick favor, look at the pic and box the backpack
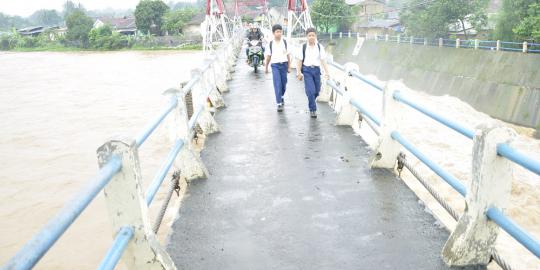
[269,39,288,55]
[302,43,321,63]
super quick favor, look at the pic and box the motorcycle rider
[246,24,263,64]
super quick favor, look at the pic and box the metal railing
[325,32,540,54]
[3,26,244,270]
[325,58,540,268]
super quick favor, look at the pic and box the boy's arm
[287,54,292,73]
[265,55,271,73]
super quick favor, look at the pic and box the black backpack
[302,43,321,63]
[269,39,288,55]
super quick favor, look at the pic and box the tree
[29,9,63,26]
[135,0,170,35]
[0,12,31,30]
[513,3,540,41]
[65,10,93,47]
[494,0,539,41]
[63,1,86,19]
[162,8,196,35]
[400,0,489,39]
[311,0,353,33]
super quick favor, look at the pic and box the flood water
[0,51,202,269]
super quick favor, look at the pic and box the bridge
[3,1,540,269]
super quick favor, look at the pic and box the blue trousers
[302,66,321,112]
[271,62,288,104]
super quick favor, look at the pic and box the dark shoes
[277,103,284,112]
[310,111,317,118]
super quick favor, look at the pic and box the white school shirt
[296,42,327,67]
[264,39,291,64]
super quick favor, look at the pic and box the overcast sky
[0,0,164,17]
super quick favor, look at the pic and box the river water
[0,51,202,269]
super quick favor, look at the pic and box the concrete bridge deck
[166,56,461,270]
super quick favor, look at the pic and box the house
[93,16,137,35]
[346,0,385,22]
[183,13,205,40]
[357,19,400,36]
[17,26,47,37]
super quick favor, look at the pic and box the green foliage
[311,0,353,33]
[162,8,196,35]
[29,9,63,26]
[135,0,170,35]
[88,25,132,49]
[513,3,540,41]
[65,10,94,47]
[494,0,536,41]
[400,0,489,39]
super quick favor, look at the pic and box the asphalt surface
[167,51,464,270]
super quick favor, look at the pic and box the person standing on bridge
[295,27,330,118]
[265,24,292,112]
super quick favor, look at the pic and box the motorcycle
[247,40,264,72]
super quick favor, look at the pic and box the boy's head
[272,24,283,39]
[306,27,317,43]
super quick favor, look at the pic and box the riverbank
[4,43,202,52]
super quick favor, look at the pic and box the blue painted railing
[3,57,215,270]
[327,59,540,261]
[325,32,540,54]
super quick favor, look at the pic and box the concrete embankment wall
[327,39,540,129]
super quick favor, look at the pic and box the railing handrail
[323,32,540,53]
[326,57,540,264]
[4,23,244,270]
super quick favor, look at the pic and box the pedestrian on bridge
[296,27,330,118]
[264,24,292,112]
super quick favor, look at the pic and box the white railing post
[318,55,334,102]
[474,39,479,50]
[97,139,177,269]
[339,32,343,38]
[163,88,209,180]
[439,38,443,47]
[212,50,229,93]
[370,81,403,168]
[523,41,528,53]
[330,32,333,40]
[456,38,460,48]
[191,67,220,135]
[397,34,401,43]
[385,34,389,42]
[335,63,360,126]
[357,32,360,39]
[204,55,226,109]
[442,124,516,266]
[496,40,501,51]
[410,36,414,45]
[424,38,427,46]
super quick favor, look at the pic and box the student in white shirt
[264,24,292,112]
[296,27,330,118]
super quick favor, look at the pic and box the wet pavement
[167,53,460,270]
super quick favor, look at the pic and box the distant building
[183,13,205,40]
[93,16,137,35]
[357,19,401,36]
[346,0,385,22]
[17,26,47,37]
[346,0,398,34]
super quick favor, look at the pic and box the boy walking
[296,28,330,118]
[265,24,292,112]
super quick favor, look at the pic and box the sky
[0,0,158,17]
